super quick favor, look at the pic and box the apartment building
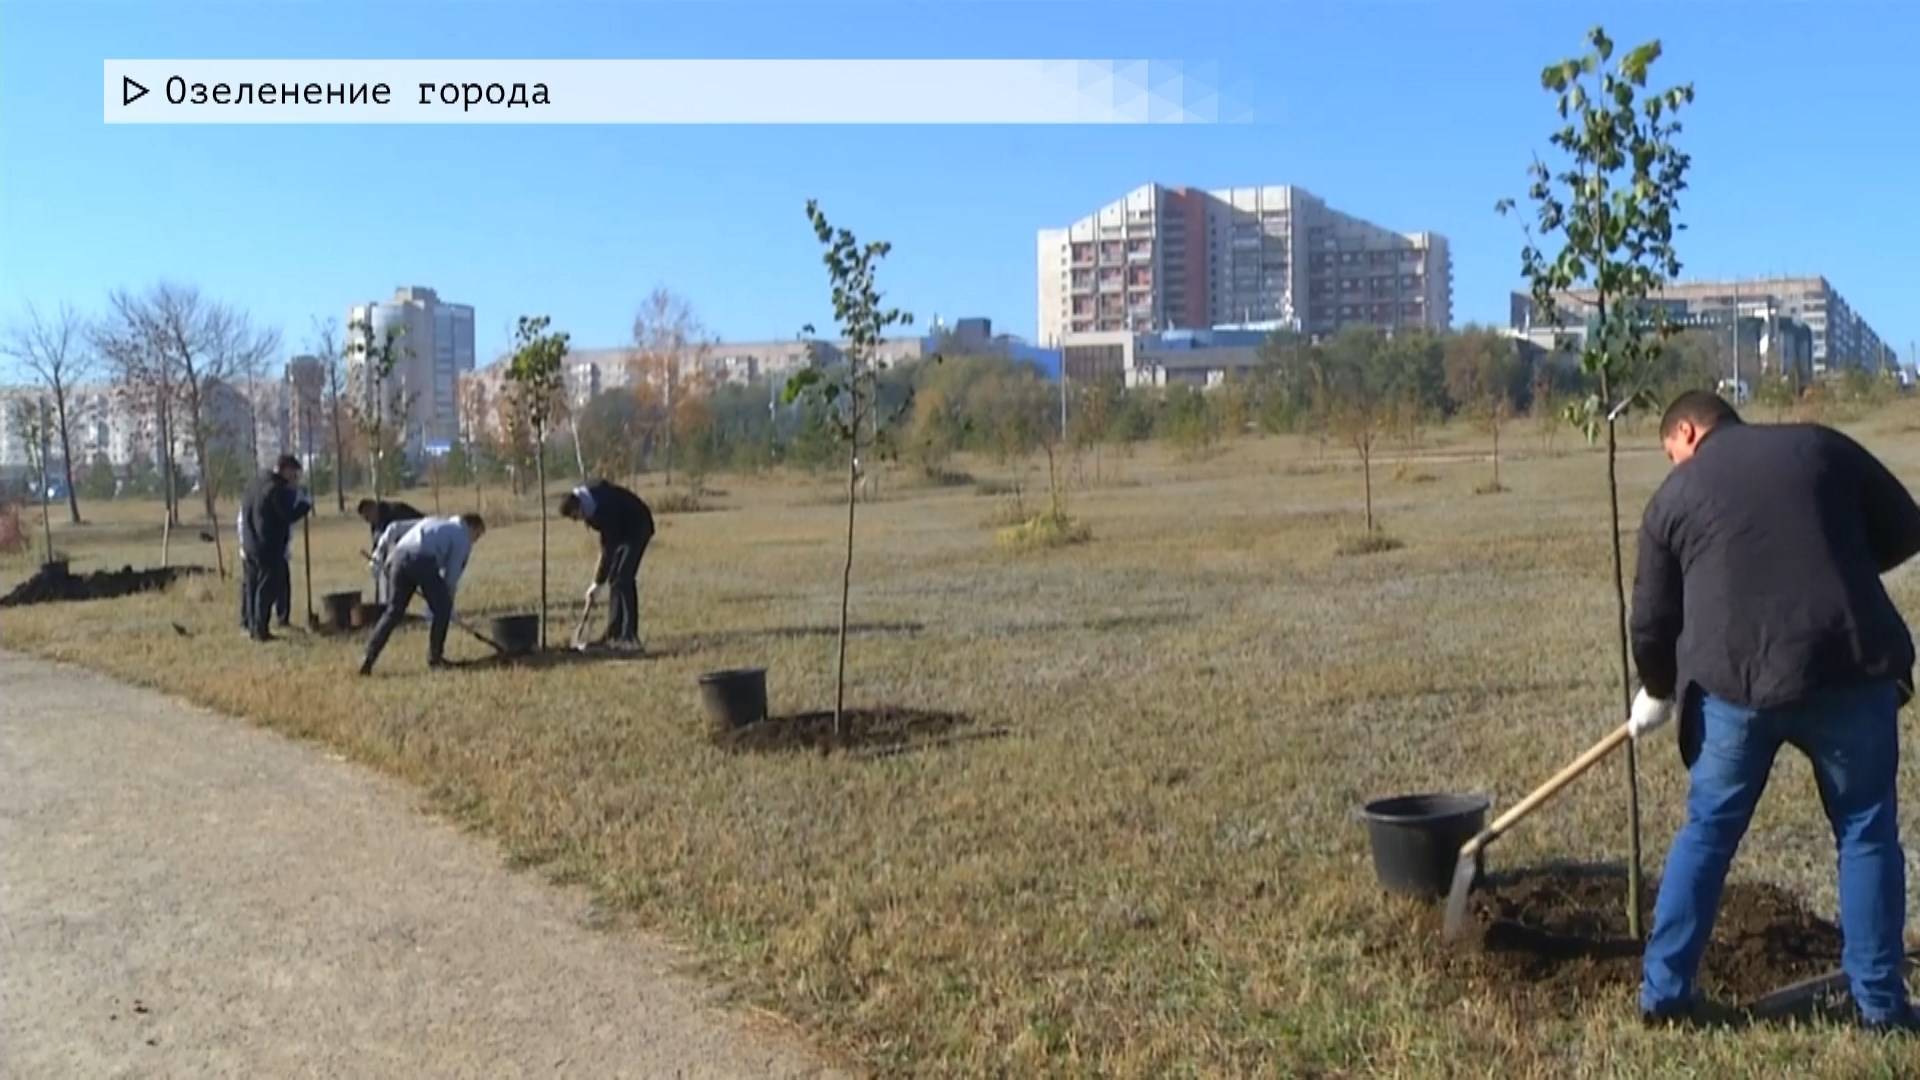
[347,286,476,454]
[1037,183,1451,347]
[1517,276,1893,372]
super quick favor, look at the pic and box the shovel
[1443,721,1633,941]
[454,618,508,654]
[570,590,598,652]
[1744,949,1920,1020]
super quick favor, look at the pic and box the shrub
[995,509,1092,551]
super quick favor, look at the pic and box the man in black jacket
[559,481,654,649]
[240,455,313,643]
[1630,390,1920,1030]
[358,498,424,605]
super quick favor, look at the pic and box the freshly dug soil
[1,564,207,607]
[1409,864,1843,1019]
[714,707,985,756]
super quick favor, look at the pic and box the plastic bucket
[490,614,540,655]
[699,668,768,734]
[322,590,360,631]
[1359,793,1491,898]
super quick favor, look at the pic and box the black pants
[604,538,648,643]
[248,554,288,640]
[240,558,257,629]
[362,553,451,671]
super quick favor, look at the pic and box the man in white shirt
[359,513,487,675]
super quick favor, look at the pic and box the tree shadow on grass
[649,621,925,657]
[713,707,1009,759]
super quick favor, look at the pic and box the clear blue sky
[2,0,1915,370]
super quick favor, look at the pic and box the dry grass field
[7,412,1920,1076]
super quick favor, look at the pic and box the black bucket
[699,668,768,734]
[353,602,385,629]
[322,590,360,631]
[1359,793,1490,899]
[490,614,540,656]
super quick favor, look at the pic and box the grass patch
[1334,530,1404,557]
[12,421,1920,1076]
[653,491,716,514]
[994,509,1092,551]
[1474,480,1511,496]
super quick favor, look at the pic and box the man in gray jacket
[360,513,487,675]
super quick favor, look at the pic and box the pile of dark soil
[1407,864,1843,1019]
[1,564,206,607]
[714,708,1000,757]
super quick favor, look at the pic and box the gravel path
[0,650,843,1079]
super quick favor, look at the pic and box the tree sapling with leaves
[782,200,912,737]
[1499,25,1693,942]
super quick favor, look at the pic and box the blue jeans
[1643,680,1909,1021]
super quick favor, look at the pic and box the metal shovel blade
[1442,847,1482,941]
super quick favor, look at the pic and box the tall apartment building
[347,286,476,454]
[1522,276,1893,373]
[1037,183,1451,347]
[285,355,331,461]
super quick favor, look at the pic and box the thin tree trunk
[836,428,857,737]
[330,395,347,514]
[1600,369,1645,945]
[55,390,80,524]
[37,405,54,562]
[537,421,549,651]
[1361,441,1374,532]
[192,423,227,580]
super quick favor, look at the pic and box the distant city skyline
[2,2,1916,374]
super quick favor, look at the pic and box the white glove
[1628,688,1674,739]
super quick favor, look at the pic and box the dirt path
[0,650,843,1079]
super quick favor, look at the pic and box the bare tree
[98,289,183,530]
[345,317,414,501]
[308,318,351,514]
[3,303,91,524]
[104,284,276,578]
[630,288,712,487]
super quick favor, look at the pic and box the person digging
[239,454,313,644]
[1628,391,1920,1032]
[558,481,654,652]
[359,513,486,676]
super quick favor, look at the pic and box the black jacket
[368,500,425,544]
[578,481,654,584]
[241,471,312,561]
[1631,422,1920,711]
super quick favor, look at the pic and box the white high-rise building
[1036,183,1451,347]
[347,286,476,455]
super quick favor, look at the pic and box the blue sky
[2,0,1915,370]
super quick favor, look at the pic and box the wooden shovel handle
[1461,722,1632,858]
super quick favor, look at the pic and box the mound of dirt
[1,564,208,607]
[1411,864,1843,1019]
[714,708,996,756]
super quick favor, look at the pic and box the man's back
[586,482,654,541]
[1632,422,1920,709]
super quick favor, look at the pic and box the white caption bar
[104,59,1233,125]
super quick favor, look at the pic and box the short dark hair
[558,493,583,519]
[276,454,303,473]
[1660,390,1742,439]
[357,498,377,515]
[460,513,486,532]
